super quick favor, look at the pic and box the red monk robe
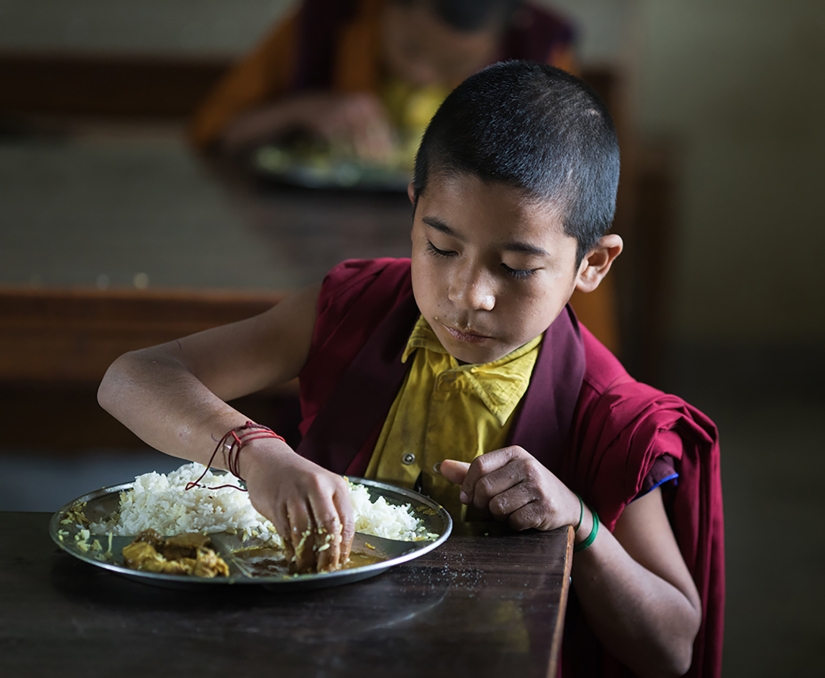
[296,258,724,678]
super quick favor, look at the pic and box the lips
[442,323,491,345]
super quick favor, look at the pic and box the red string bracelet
[185,421,286,492]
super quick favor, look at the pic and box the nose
[447,261,496,312]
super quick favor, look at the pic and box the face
[410,174,584,365]
[380,2,500,87]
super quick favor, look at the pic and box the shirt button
[402,452,416,465]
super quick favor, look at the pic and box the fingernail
[459,490,469,504]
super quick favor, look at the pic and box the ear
[407,182,416,204]
[575,234,623,293]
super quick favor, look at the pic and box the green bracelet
[574,507,600,553]
[574,493,584,532]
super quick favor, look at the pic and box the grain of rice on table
[90,463,435,543]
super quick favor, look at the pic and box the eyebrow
[422,216,551,257]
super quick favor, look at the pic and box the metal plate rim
[252,146,411,193]
[50,475,452,590]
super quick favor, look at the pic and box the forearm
[97,349,253,469]
[572,509,701,678]
[219,99,307,153]
[442,449,701,676]
[99,346,354,573]
[99,285,318,470]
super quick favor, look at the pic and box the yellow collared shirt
[365,316,542,519]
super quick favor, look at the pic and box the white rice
[90,463,281,544]
[90,463,433,542]
[348,482,434,541]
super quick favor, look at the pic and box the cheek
[412,257,454,322]
[420,268,446,306]
[509,284,568,327]
[411,253,436,305]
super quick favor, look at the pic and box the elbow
[655,608,702,678]
[634,604,701,678]
[673,596,703,676]
[669,642,695,678]
[674,609,702,677]
[638,644,694,678]
[657,581,703,678]
[97,352,135,415]
[97,370,115,414]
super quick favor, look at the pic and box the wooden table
[0,512,573,678]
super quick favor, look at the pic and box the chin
[444,338,511,366]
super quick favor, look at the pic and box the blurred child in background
[190,0,576,163]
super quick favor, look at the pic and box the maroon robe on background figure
[296,258,724,678]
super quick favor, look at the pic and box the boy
[99,62,723,677]
[192,0,620,355]
[190,0,576,158]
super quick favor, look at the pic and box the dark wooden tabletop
[1,512,572,678]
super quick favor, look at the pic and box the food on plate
[90,463,282,544]
[91,463,435,544]
[81,463,437,577]
[122,529,229,577]
[348,482,437,542]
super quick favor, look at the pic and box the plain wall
[634,0,825,345]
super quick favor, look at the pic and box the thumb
[439,459,470,485]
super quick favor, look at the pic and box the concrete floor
[2,129,823,676]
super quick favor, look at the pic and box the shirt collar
[402,316,543,425]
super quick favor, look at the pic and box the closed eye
[426,240,457,258]
[502,263,538,280]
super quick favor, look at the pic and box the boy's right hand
[288,92,395,163]
[221,92,395,163]
[242,438,355,573]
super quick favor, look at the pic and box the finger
[342,99,392,161]
[462,447,524,504]
[247,487,292,558]
[288,500,316,574]
[351,123,392,163]
[472,459,548,516]
[439,460,470,487]
[506,500,546,532]
[333,485,355,564]
[486,482,537,520]
[275,503,295,562]
[309,492,344,572]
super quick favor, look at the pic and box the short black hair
[394,0,522,32]
[413,60,620,265]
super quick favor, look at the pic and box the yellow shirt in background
[366,316,542,519]
[381,77,451,169]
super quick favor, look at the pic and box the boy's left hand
[440,447,579,531]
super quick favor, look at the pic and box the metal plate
[50,477,452,591]
[252,145,411,192]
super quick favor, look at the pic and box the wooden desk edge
[0,285,285,383]
[546,525,574,678]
